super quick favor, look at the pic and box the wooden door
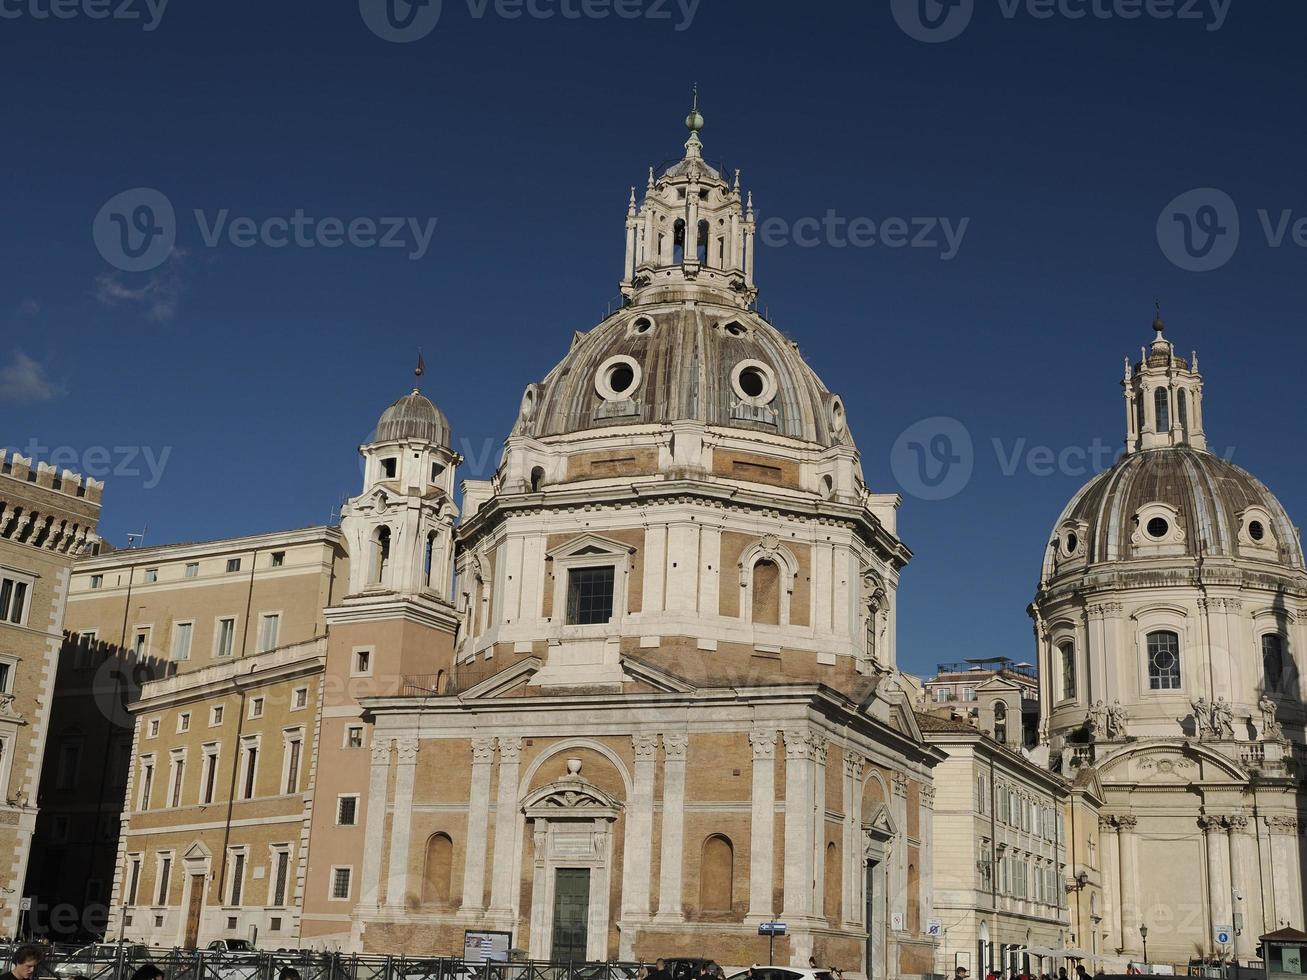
[184,875,204,948]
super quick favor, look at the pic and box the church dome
[1047,446,1304,572]
[515,303,854,450]
[375,388,451,448]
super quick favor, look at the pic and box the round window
[724,321,747,337]
[731,360,777,406]
[594,356,642,402]
[1146,517,1170,539]
[1249,520,1266,541]
[829,396,847,435]
[1065,532,1078,555]
[632,317,652,335]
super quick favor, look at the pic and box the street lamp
[1140,925,1149,966]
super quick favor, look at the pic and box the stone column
[812,737,828,920]
[622,734,659,923]
[489,736,523,914]
[920,784,936,928]
[384,738,419,907]
[1201,815,1231,952]
[842,753,865,926]
[1226,815,1249,961]
[655,733,688,921]
[1267,816,1301,926]
[359,738,392,909]
[782,730,817,922]
[748,730,779,921]
[1117,815,1139,954]
[1099,815,1121,954]
[890,771,909,933]
[460,737,496,913]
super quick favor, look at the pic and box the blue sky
[4,0,1305,678]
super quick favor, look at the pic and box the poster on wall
[464,931,513,962]
[956,953,972,971]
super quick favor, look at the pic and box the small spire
[415,348,426,378]
[1124,356,1132,380]
[627,187,637,217]
[746,190,754,219]
[647,166,655,189]
[733,169,741,192]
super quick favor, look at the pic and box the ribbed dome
[514,304,853,449]
[1049,447,1303,571]
[375,389,451,448]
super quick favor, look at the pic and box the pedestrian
[0,946,42,980]
[279,969,301,980]
[955,967,970,980]
[808,960,819,971]
[650,960,670,980]
[129,967,164,980]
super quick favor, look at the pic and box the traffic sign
[18,898,31,911]
[758,922,787,936]
[927,919,944,937]
[1215,925,1233,945]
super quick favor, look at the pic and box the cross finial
[685,84,704,134]
[415,348,426,378]
[1152,300,1166,336]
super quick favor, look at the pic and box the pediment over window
[863,802,897,841]
[545,533,636,561]
[183,842,212,862]
[523,775,622,818]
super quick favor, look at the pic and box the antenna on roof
[125,525,148,549]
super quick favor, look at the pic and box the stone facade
[0,449,101,935]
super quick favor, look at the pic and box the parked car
[726,969,837,980]
[50,943,150,980]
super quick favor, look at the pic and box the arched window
[697,220,710,265]
[1177,388,1189,437]
[864,603,878,662]
[1147,630,1181,689]
[907,861,920,931]
[1262,633,1296,697]
[993,700,1008,744]
[372,526,391,585]
[699,835,733,912]
[435,670,448,694]
[530,466,545,493]
[1059,641,1076,701]
[823,841,840,920]
[422,833,453,906]
[751,560,781,626]
[672,219,686,265]
[1154,387,1170,433]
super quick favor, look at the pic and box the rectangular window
[56,741,83,790]
[133,628,150,658]
[330,867,352,900]
[241,741,259,800]
[1147,630,1182,690]
[226,558,242,573]
[284,736,302,794]
[292,686,308,710]
[336,795,358,826]
[213,617,236,658]
[74,632,96,670]
[90,574,103,590]
[229,851,245,906]
[353,649,371,676]
[272,849,290,906]
[177,712,190,733]
[250,697,264,719]
[345,726,364,749]
[148,718,159,739]
[202,746,219,804]
[210,704,225,727]
[156,855,172,906]
[184,562,199,578]
[565,566,615,625]
[138,759,155,810]
[127,856,142,906]
[169,753,185,808]
[270,551,285,567]
[258,613,280,653]
[0,575,32,625]
[144,568,158,584]
[172,622,193,661]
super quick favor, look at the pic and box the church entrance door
[551,868,591,962]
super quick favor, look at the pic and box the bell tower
[620,89,758,309]
[1122,308,1208,454]
[341,384,460,599]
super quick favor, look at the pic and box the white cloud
[17,299,40,316]
[0,351,65,403]
[94,249,187,322]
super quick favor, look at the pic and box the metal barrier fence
[0,946,645,980]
